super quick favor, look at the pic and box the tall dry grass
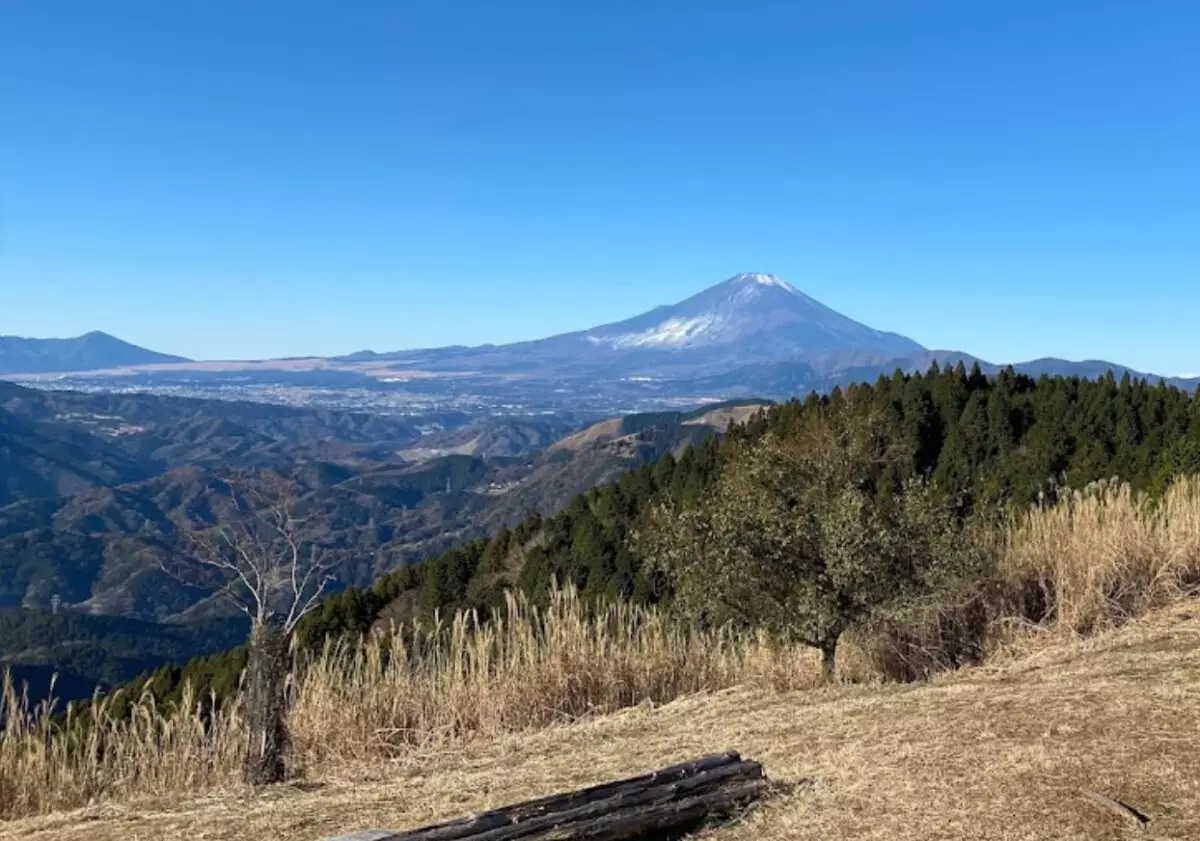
[290,588,825,767]
[867,475,1200,679]
[0,588,823,819]
[4,476,1200,821]
[1000,476,1200,634]
[0,678,245,819]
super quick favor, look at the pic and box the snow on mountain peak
[587,314,724,349]
[580,270,916,354]
[730,272,797,293]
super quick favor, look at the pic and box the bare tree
[158,470,340,785]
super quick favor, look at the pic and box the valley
[0,375,764,699]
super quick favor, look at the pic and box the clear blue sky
[1,1,1197,373]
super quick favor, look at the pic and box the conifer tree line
[121,363,1200,707]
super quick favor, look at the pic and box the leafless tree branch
[155,470,343,632]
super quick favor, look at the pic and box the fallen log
[369,752,767,841]
[515,780,769,841]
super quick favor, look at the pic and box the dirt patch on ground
[547,418,625,453]
[684,404,769,431]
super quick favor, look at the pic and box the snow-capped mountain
[22,273,1198,406]
[342,273,926,386]
[577,272,923,357]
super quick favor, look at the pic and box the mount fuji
[18,273,1196,407]
[576,272,922,357]
[340,272,1199,400]
[347,272,925,382]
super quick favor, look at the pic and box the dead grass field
[682,404,770,431]
[5,600,1196,841]
[547,418,626,452]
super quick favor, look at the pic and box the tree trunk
[820,639,838,684]
[243,620,290,786]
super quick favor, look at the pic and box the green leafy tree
[640,407,977,681]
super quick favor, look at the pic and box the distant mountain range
[336,272,1199,393]
[340,272,924,379]
[5,274,1196,398]
[0,331,189,374]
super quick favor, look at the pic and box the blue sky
[1,1,1197,373]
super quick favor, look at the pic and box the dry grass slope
[0,591,829,820]
[3,601,1197,841]
[547,419,625,453]
[3,476,1200,839]
[682,404,769,431]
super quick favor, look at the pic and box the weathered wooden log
[519,780,768,841]
[375,753,745,841]
[432,761,762,841]
[387,751,743,841]
[375,753,766,841]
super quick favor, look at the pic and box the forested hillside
[126,363,1200,707]
[0,384,761,702]
[0,610,247,697]
[314,364,1200,623]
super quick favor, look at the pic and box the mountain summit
[342,272,926,383]
[0,331,189,375]
[577,272,923,358]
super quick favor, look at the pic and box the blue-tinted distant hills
[1008,357,1200,390]
[0,331,188,375]
[334,273,1198,395]
[8,275,1198,397]
[831,352,1200,393]
[338,272,924,376]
